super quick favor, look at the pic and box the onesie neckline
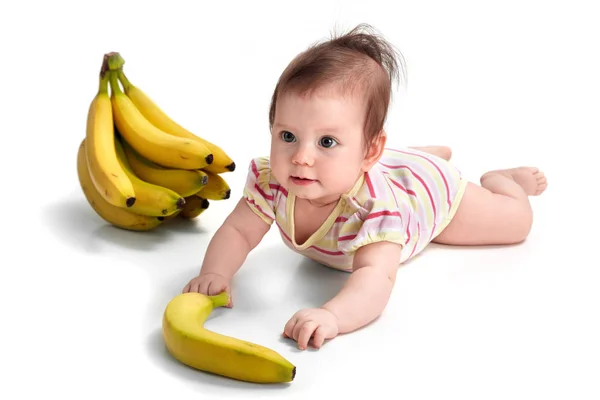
[285,173,366,250]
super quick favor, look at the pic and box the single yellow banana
[114,134,185,217]
[85,60,136,208]
[120,135,209,198]
[179,196,209,219]
[196,170,231,200]
[77,139,162,231]
[116,68,236,174]
[162,292,296,383]
[108,69,214,170]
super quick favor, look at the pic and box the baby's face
[270,86,371,205]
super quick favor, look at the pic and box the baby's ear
[362,130,387,171]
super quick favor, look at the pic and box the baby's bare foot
[481,167,548,196]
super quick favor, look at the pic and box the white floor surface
[2,1,599,399]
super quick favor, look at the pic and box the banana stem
[97,54,111,94]
[209,291,230,308]
[107,52,125,71]
[98,69,110,95]
[108,70,124,95]
[117,70,133,92]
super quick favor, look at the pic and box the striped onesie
[243,147,468,272]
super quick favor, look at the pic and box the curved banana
[196,170,231,200]
[114,135,185,217]
[120,135,208,198]
[77,139,162,231]
[162,292,296,383]
[180,196,209,219]
[108,70,213,170]
[85,62,136,208]
[116,68,236,174]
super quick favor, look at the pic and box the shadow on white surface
[41,197,209,253]
[143,245,353,330]
[284,258,352,307]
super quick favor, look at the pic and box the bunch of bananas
[77,52,235,231]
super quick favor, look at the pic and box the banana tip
[205,154,214,165]
[126,197,136,207]
[176,198,186,209]
[292,366,296,381]
[224,190,231,200]
[201,198,209,209]
[226,162,236,172]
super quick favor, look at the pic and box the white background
[1,0,599,399]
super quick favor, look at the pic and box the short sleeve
[337,198,407,256]
[243,157,277,225]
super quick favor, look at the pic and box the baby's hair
[268,23,406,149]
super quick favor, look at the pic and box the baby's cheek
[270,161,288,184]
[326,169,350,189]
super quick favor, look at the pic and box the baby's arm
[284,240,402,349]
[322,241,402,334]
[183,198,271,297]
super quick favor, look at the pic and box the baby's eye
[281,131,296,142]
[319,136,338,148]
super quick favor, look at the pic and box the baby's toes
[536,171,547,183]
[536,178,548,195]
[523,167,543,177]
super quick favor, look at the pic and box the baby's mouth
[291,176,316,184]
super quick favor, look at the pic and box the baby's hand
[182,272,233,307]
[283,308,339,350]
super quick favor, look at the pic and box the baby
[183,23,548,350]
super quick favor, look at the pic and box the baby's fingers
[297,321,318,350]
[198,279,212,295]
[311,326,328,349]
[206,280,225,295]
[184,279,202,293]
[221,286,233,308]
[283,316,298,339]
[207,281,233,307]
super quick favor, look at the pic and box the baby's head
[269,23,405,151]
[268,24,406,205]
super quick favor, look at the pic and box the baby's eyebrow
[273,123,294,131]
[273,122,344,135]
[316,127,342,134]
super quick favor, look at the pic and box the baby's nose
[292,146,315,166]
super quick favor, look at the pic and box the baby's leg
[408,145,452,161]
[433,167,548,245]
